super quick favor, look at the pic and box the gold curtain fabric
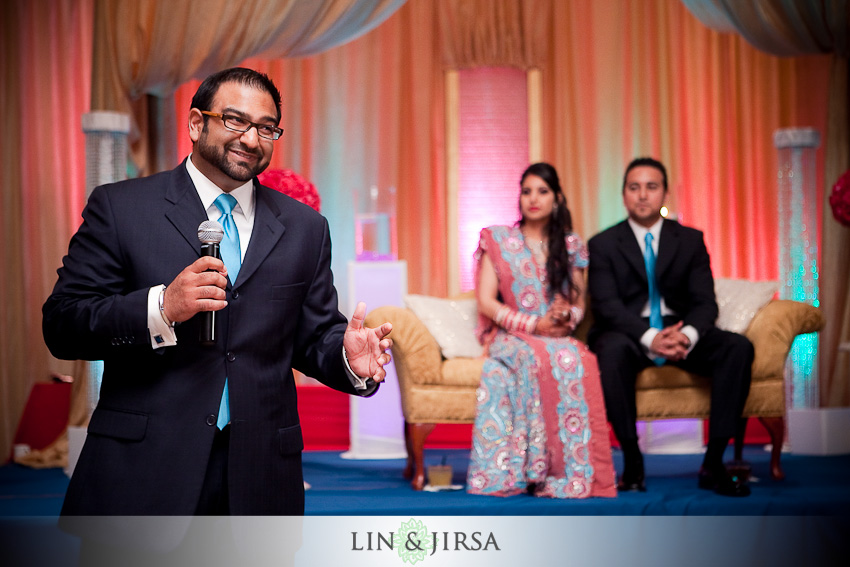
[2,0,95,466]
[437,0,549,69]
[823,55,850,406]
[91,0,406,173]
[682,0,850,408]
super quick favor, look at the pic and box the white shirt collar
[628,217,664,250]
[185,153,254,219]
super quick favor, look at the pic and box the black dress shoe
[617,472,646,492]
[698,466,751,497]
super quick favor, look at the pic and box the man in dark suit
[43,68,392,535]
[587,157,753,497]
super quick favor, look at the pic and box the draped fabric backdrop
[90,0,407,174]
[2,0,94,463]
[682,0,850,416]
[1,0,844,461]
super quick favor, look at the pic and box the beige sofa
[365,291,823,490]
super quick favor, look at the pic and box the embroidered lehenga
[466,226,616,498]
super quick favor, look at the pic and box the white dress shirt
[147,155,253,348]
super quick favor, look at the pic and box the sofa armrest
[745,299,824,382]
[364,306,444,388]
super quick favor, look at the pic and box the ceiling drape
[91,0,406,173]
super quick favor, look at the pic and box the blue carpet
[1,449,848,566]
[0,447,850,518]
[1,447,848,517]
[303,446,850,515]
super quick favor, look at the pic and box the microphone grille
[198,220,224,244]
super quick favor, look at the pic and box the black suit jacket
[587,219,718,345]
[44,161,373,518]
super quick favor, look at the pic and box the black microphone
[198,220,224,345]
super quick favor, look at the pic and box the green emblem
[394,518,433,564]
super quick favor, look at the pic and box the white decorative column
[341,183,406,459]
[82,111,131,199]
[81,111,131,411]
[342,261,408,459]
[776,129,850,456]
[774,127,820,410]
[68,112,131,476]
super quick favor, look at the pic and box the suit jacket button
[227,352,236,362]
[206,414,216,426]
[232,290,239,299]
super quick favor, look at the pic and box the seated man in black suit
[587,157,753,497]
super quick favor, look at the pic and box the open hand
[343,302,393,382]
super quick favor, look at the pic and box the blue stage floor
[1,447,848,566]
[302,446,850,516]
[3,446,847,517]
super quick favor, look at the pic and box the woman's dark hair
[518,162,576,299]
[190,67,283,124]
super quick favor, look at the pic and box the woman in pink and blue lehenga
[467,163,616,499]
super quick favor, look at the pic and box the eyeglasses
[200,111,283,141]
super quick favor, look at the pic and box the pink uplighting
[458,67,530,291]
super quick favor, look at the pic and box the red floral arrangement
[830,169,850,227]
[258,168,321,212]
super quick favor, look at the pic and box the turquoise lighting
[775,129,820,409]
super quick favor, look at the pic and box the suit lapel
[162,167,286,286]
[656,219,679,278]
[236,183,285,286]
[615,221,647,283]
[164,162,208,256]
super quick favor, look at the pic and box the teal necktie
[214,194,241,284]
[213,194,241,429]
[644,232,665,366]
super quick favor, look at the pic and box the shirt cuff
[681,325,699,354]
[148,285,176,349]
[342,346,376,394]
[640,327,660,354]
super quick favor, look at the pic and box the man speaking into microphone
[42,67,393,529]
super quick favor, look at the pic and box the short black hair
[623,157,668,192]
[190,67,282,124]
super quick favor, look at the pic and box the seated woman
[467,162,616,498]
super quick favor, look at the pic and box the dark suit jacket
[587,219,718,346]
[43,161,373,518]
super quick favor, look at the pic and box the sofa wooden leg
[404,423,435,490]
[759,416,786,481]
[733,417,748,461]
[403,422,414,480]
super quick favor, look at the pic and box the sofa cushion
[636,365,710,390]
[715,278,779,334]
[404,294,483,359]
[441,358,485,387]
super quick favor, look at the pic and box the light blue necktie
[644,232,665,366]
[213,194,241,429]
